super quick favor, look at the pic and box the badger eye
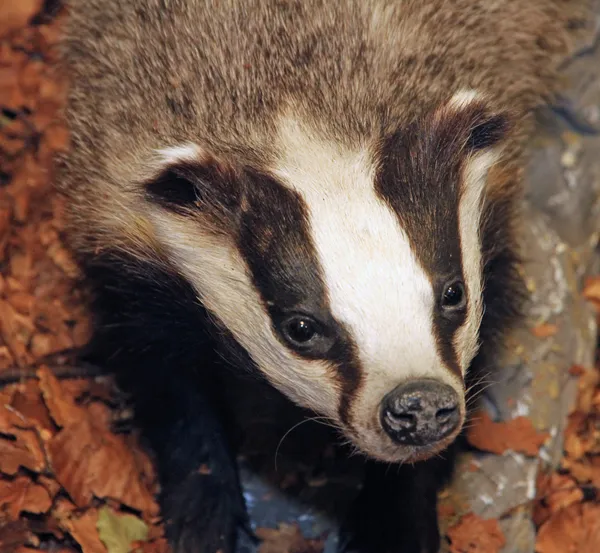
[441,281,466,310]
[282,316,320,346]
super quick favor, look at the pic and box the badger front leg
[338,447,457,553]
[78,253,252,553]
[137,376,251,553]
[87,351,251,553]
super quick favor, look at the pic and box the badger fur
[57,1,590,552]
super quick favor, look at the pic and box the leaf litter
[0,2,598,553]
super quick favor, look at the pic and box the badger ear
[445,89,511,153]
[145,147,243,219]
[466,113,510,152]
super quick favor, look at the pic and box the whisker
[274,415,336,471]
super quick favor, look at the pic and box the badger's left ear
[444,89,512,154]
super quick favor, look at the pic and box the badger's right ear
[145,146,244,222]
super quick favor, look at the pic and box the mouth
[399,433,460,463]
[343,419,463,464]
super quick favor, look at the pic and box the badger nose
[380,379,461,446]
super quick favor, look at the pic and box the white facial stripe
[455,151,499,371]
[273,118,451,393]
[446,88,501,374]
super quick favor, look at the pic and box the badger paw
[162,472,256,553]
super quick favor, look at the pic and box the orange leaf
[256,523,325,553]
[583,276,600,305]
[48,415,158,515]
[536,503,600,553]
[530,323,558,338]
[37,365,86,427]
[447,512,506,553]
[0,0,42,38]
[466,411,549,456]
[0,401,47,475]
[0,475,53,520]
[58,508,106,553]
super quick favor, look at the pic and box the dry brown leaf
[532,472,584,527]
[256,523,325,553]
[10,379,56,433]
[530,323,558,338]
[130,537,170,553]
[575,367,600,414]
[58,508,107,553]
[0,0,42,38]
[38,368,158,514]
[561,457,600,489]
[446,512,506,553]
[583,276,600,306]
[536,502,600,553]
[466,410,550,456]
[0,298,35,366]
[48,414,158,514]
[0,519,31,552]
[0,475,53,520]
[0,402,47,475]
[37,365,87,427]
[568,364,586,377]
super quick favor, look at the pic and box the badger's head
[143,90,510,463]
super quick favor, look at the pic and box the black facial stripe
[375,102,504,378]
[235,169,363,425]
[146,157,364,425]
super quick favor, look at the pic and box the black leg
[338,446,457,553]
[136,373,251,553]
[78,251,253,553]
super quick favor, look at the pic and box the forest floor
[1,3,599,553]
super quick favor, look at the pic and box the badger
[57,1,590,552]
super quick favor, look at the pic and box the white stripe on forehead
[272,117,444,383]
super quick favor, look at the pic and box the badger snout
[380,379,461,447]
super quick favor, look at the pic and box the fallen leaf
[37,365,86,427]
[568,364,586,377]
[536,502,600,553]
[532,472,583,527]
[0,402,47,474]
[10,379,56,432]
[256,523,325,553]
[48,414,159,514]
[0,519,31,552]
[447,512,506,553]
[58,508,106,553]
[531,323,558,338]
[97,505,149,553]
[0,0,42,37]
[583,276,600,306]
[561,457,600,489]
[130,537,170,553]
[0,475,53,520]
[466,411,550,456]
